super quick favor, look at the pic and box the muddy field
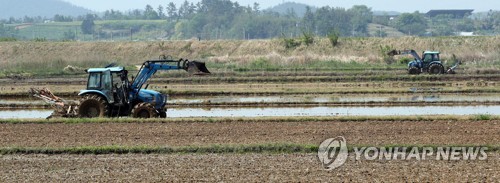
[1,120,498,148]
[1,153,498,182]
[1,65,499,181]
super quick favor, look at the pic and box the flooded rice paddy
[1,105,498,119]
[1,93,498,119]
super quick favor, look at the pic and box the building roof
[426,10,474,18]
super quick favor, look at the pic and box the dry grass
[1,36,499,75]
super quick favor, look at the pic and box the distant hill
[0,0,92,19]
[266,2,317,17]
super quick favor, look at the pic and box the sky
[63,0,500,13]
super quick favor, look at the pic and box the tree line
[2,0,500,41]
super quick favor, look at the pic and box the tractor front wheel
[428,64,444,75]
[78,94,109,118]
[131,103,159,118]
[158,110,167,118]
[408,66,421,75]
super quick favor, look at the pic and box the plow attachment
[186,61,211,75]
[446,54,461,74]
[29,88,78,118]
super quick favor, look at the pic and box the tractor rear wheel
[408,66,421,75]
[78,94,109,118]
[428,64,444,74]
[131,103,158,118]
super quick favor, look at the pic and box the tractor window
[423,54,432,62]
[102,70,112,91]
[87,72,101,90]
[112,73,121,88]
[433,54,440,61]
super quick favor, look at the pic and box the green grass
[474,114,493,121]
[13,20,168,41]
[0,144,498,155]
[0,144,317,155]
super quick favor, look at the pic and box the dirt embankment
[1,36,499,66]
[0,120,498,148]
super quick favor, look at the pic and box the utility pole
[379,26,383,37]
[243,27,246,40]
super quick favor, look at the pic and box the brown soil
[0,120,498,148]
[0,153,498,182]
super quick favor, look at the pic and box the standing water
[1,106,498,119]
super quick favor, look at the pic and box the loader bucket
[387,50,399,56]
[187,61,211,75]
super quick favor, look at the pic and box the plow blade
[387,50,399,56]
[29,88,78,118]
[187,61,211,75]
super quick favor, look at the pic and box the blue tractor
[77,56,210,118]
[387,49,458,75]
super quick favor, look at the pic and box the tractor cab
[82,67,130,106]
[421,51,440,64]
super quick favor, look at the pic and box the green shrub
[33,37,47,42]
[327,31,339,47]
[399,57,411,64]
[0,37,17,42]
[283,37,301,49]
[379,45,395,64]
[300,31,314,46]
[474,114,492,120]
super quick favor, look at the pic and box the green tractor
[387,49,459,75]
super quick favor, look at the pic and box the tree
[129,9,142,19]
[314,7,352,36]
[157,5,165,19]
[302,6,315,32]
[103,9,124,20]
[285,8,297,19]
[54,14,73,22]
[23,16,35,23]
[178,0,196,18]
[374,29,387,37]
[252,2,260,13]
[431,14,454,36]
[348,5,373,36]
[393,12,428,36]
[144,5,159,19]
[166,2,178,20]
[483,10,500,33]
[63,29,76,40]
[81,14,95,34]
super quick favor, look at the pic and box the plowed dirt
[0,120,498,148]
[1,153,498,182]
